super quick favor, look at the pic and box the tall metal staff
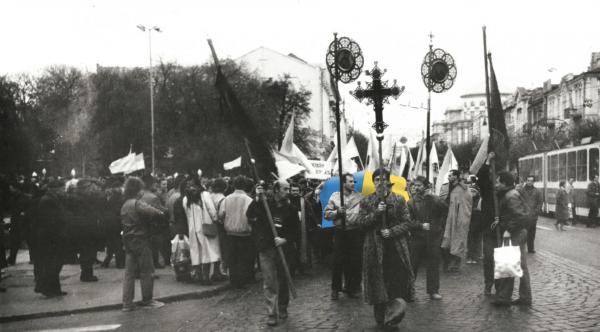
[351,62,404,228]
[482,26,502,246]
[326,33,364,229]
[420,33,457,181]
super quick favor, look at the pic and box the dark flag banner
[487,54,510,152]
[214,66,277,178]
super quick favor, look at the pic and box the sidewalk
[0,251,228,323]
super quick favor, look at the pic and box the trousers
[526,218,537,252]
[259,246,290,318]
[331,228,363,293]
[495,229,532,302]
[227,235,256,287]
[409,233,441,294]
[122,241,155,306]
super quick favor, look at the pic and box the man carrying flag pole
[208,40,297,327]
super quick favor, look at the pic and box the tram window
[577,150,587,181]
[534,158,542,180]
[550,155,559,182]
[519,160,527,179]
[559,153,567,181]
[590,148,599,180]
[568,151,576,180]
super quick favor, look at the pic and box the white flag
[429,142,439,184]
[435,146,459,195]
[223,156,242,170]
[109,153,135,174]
[410,139,425,180]
[470,135,490,175]
[278,113,315,174]
[109,153,145,174]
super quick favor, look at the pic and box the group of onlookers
[1,160,599,328]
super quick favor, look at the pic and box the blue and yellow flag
[319,171,410,228]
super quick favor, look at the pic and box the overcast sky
[2,0,598,144]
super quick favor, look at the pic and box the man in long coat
[441,170,472,272]
[356,168,416,328]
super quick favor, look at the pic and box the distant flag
[223,156,242,170]
[391,138,412,179]
[109,152,145,174]
[429,142,439,185]
[469,133,490,175]
[410,139,425,180]
[435,146,459,195]
[273,151,307,179]
[278,113,316,174]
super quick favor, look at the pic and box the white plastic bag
[493,239,523,279]
[171,235,190,264]
[171,235,191,281]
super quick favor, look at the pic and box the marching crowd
[1,151,600,329]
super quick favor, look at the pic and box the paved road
[535,216,600,270]
[3,220,600,332]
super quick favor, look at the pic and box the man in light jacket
[218,175,255,288]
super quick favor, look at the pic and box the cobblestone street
[171,249,600,332]
[4,235,599,332]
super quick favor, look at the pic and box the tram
[518,142,600,216]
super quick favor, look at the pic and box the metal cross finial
[350,61,404,139]
[429,31,434,45]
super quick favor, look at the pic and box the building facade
[236,47,337,155]
[433,92,510,145]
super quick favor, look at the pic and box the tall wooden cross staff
[351,62,404,227]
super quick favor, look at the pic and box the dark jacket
[35,189,67,248]
[102,188,124,236]
[172,195,188,236]
[476,165,496,236]
[555,188,570,221]
[407,193,447,238]
[498,187,530,234]
[246,198,300,252]
[518,185,543,215]
[120,198,164,243]
[587,181,600,207]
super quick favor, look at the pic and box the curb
[0,284,230,324]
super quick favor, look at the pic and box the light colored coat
[183,192,220,265]
[441,182,472,258]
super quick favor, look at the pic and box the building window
[470,101,475,107]
[480,100,485,106]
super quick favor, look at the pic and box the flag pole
[332,32,346,229]
[426,35,433,182]
[482,27,501,246]
[244,138,297,299]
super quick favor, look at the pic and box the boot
[211,262,228,282]
[200,263,212,285]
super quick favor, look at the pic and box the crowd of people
[1,150,599,329]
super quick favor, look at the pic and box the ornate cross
[350,62,404,141]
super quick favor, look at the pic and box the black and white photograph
[1,0,599,331]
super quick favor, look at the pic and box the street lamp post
[137,24,161,175]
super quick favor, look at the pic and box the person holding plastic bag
[492,171,532,306]
[171,235,191,281]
